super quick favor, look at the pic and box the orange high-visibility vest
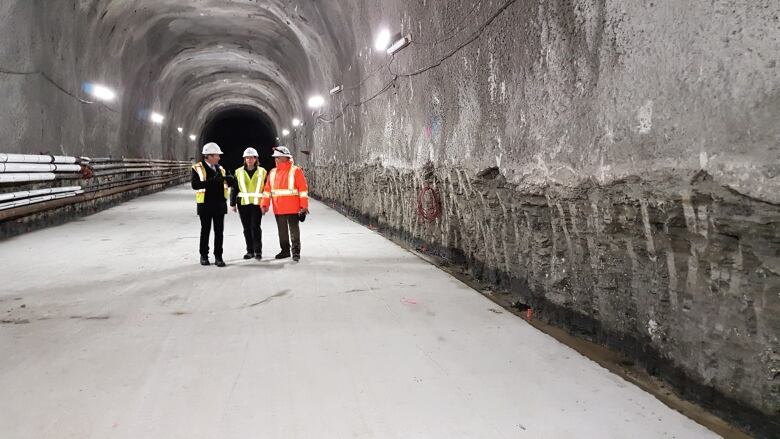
[261,162,308,215]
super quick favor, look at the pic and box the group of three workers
[191,142,309,267]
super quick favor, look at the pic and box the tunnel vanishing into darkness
[0,1,778,438]
[200,107,278,173]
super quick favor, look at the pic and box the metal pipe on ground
[0,173,56,184]
[0,163,82,173]
[0,190,84,211]
[0,174,186,221]
[0,186,83,202]
[0,154,78,164]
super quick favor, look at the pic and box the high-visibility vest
[192,162,229,203]
[266,165,307,199]
[234,166,267,206]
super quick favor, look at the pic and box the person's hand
[231,205,238,213]
[261,206,269,214]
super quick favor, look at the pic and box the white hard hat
[272,146,293,158]
[201,142,224,155]
[243,147,259,158]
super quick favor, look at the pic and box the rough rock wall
[309,0,780,432]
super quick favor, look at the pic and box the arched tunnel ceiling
[84,0,354,155]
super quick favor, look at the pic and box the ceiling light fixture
[189,134,197,141]
[307,95,325,109]
[330,85,343,95]
[83,83,117,102]
[282,129,290,137]
[150,112,165,124]
[387,34,412,55]
[374,29,392,51]
[292,118,301,127]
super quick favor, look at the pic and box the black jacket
[191,160,232,215]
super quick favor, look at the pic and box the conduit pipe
[0,154,78,164]
[0,190,84,211]
[0,173,56,183]
[0,173,184,222]
[0,186,82,202]
[0,163,82,173]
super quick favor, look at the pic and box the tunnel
[200,107,278,172]
[0,1,778,438]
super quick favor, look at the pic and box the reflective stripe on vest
[268,165,300,198]
[235,166,266,206]
[193,163,228,203]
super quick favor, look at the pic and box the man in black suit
[191,142,232,267]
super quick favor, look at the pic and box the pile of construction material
[0,153,191,222]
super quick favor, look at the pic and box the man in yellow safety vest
[230,147,267,260]
[191,142,231,267]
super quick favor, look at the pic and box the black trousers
[238,204,263,254]
[199,211,225,257]
[275,214,300,255]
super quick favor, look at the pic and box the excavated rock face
[0,0,778,435]
[0,0,352,158]
[307,0,779,434]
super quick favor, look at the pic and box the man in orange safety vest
[260,146,309,262]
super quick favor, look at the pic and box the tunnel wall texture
[307,0,780,432]
[0,0,777,435]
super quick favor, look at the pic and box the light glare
[375,29,392,51]
[282,129,290,137]
[177,127,184,133]
[307,95,325,109]
[150,112,165,124]
[189,134,197,141]
[292,118,301,127]
[86,84,116,102]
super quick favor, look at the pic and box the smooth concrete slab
[0,185,719,439]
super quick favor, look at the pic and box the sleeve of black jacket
[191,167,205,190]
[229,171,239,207]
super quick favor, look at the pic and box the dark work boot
[293,254,300,262]
[275,251,291,260]
[255,253,263,260]
[243,252,254,260]
[215,257,226,267]
[200,256,210,266]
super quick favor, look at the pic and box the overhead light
[282,129,290,137]
[150,112,165,124]
[307,95,325,109]
[292,118,301,127]
[177,127,184,133]
[330,85,343,95]
[387,34,412,55]
[189,134,197,141]
[83,83,116,102]
[374,29,392,51]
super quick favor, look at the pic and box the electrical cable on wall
[410,0,486,46]
[395,0,519,78]
[316,0,519,127]
[0,67,118,113]
[417,186,441,222]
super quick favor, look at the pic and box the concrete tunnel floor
[0,185,720,439]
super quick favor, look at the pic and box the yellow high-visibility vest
[234,166,267,206]
[192,162,228,203]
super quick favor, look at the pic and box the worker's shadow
[231,260,292,269]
